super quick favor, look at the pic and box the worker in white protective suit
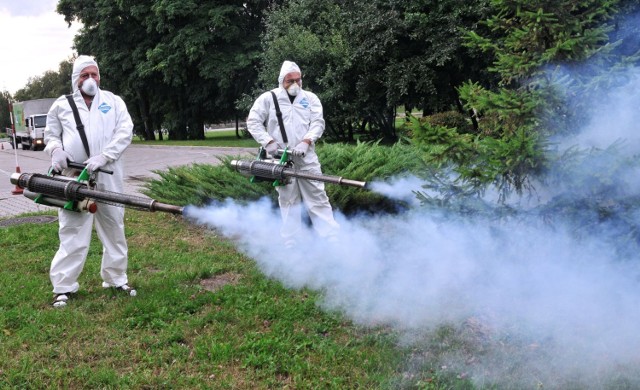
[44,55,135,308]
[246,60,340,247]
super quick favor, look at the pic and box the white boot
[52,293,70,308]
[102,282,137,297]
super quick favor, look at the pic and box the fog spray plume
[185,53,640,390]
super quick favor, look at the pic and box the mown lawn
[0,210,405,389]
[132,130,259,148]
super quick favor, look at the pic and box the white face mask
[287,83,300,96]
[81,78,98,96]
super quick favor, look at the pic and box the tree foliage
[57,0,279,140]
[456,0,622,195]
[255,0,493,142]
[0,90,12,132]
[6,1,630,140]
[6,0,633,195]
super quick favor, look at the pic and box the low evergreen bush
[143,161,275,207]
[144,142,428,215]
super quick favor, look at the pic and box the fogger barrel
[10,172,184,215]
[230,159,367,189]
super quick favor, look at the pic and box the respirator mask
[287,83,300,96]
[81,78,98,96]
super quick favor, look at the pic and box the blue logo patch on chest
[300,98,309,109]
[98,102,112,113]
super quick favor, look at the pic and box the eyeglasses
[283,78,301,85]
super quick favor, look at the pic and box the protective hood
[278,61,301,88]
[71,55,100,93]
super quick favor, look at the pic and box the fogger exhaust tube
[11,173,184,215]
[23,189,98,213]
[230,159,367,189]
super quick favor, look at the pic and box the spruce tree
[458,0,620,195]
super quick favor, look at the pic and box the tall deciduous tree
[57,0,278,140]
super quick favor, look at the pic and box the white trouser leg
[276,177,340,243]
[95,204,129,287]
[277,181,303,246]
[50,209,94,294]
[298,178,340,238]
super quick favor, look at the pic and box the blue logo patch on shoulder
[300,98,309,109]
[98,102,112,113]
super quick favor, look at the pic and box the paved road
[0,143,255,218]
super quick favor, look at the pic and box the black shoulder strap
[270,91,288,144]
[65,94,91,158]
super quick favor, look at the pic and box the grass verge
[132,130,259,148]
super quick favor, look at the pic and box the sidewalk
[0,144,255,219]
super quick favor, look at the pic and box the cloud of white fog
[184,25,640,390]
[367,175,424,207]
[556,67,640,152]
[185,189,640,387]
[187,200,639,342]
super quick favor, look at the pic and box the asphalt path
[0,143,256,218]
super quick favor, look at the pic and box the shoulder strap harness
[65,94,91,158]
[269,91,288,144]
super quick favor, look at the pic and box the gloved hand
[83,154,109,173]
[265,141,281,157]
[293,141,310,156]
[51,148,73,172]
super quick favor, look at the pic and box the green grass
[0,210,406,389]
[133,130,259,148]
[6,129,637,388]
[0,210,488,389]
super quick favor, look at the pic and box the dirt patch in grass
[200,272,241,292]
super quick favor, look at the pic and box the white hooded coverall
[44,55,134,294]
[246,61,339,245]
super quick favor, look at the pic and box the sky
[0,0,81,94]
